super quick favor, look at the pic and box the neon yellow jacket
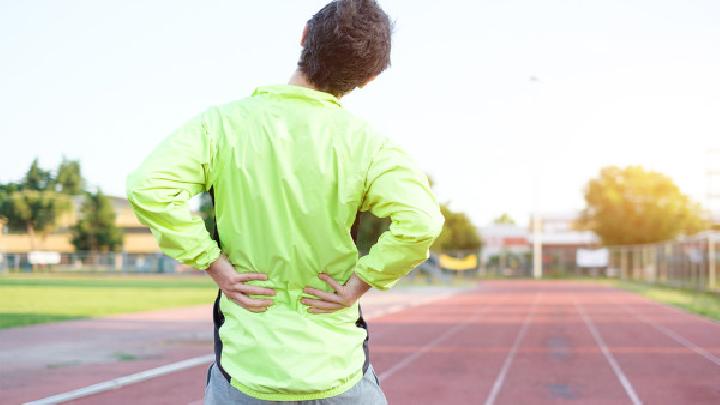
[126,84,444,400]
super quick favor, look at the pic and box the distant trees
[0,158,122,252]
[199,192,216,237]
[580,166,708,245]
[432,204,482,252]
[71,190,123,252]
[0,159,72,249]
[352,173,480,253]
[1,189,71,250]
[24,159,54,191]
[493,213,516,225]
[56,158,84,195]
[352,203,481,254]
[354,211,390,254]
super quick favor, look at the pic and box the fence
[2,233,718,292]
[607,232,719,291]
[423,232,720,292]
[0,251,180,274]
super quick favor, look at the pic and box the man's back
[212,84,381,399]
[127,83,443,400]
[213,85,373,290]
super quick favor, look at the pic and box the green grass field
[2,273,718,330]
[611,280,720,321]
[0,273,217,329]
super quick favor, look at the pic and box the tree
[71,190,123,252]
[3,190,71,249]
[24,158,54,191]
[580,166,709,245]
[56,158,84,195]
[432,204,482,252]
[353,212,390,255]
[493,213,516,225]
[0,161,74,248]
[0,182,22,230]
[199,192,216,236]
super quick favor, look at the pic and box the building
[479,224,530,261]
[478,223,531,276]
[529,212,600,276]
[479,212,600,276]
[0,195,159,254]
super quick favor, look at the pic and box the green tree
[580,166,709,245]
[493,213,516,225]
[24,158,54,191]
[56,158,84,195]
[432,204,482,251]
[71,190,123,252]
[3,190,71,249]
[199,192,216,236]
[0,182,22,230]
[353,212,390,255]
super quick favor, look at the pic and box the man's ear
[300,24,309,47]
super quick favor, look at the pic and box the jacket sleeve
[354,140,445,290]
[126,110,221,270]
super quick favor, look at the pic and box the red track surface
[36,281,720,404]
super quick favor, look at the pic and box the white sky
[1,0,719,226]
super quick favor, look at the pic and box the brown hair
[298,0,393,97]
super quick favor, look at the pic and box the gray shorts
[204,362,388,405]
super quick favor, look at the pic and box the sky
[1,0,719,226]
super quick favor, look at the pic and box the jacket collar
[252,84,341,107]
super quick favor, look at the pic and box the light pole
[709,232,716,290]
[533,213,542,279]
[530,75,543,279]
[706,149,720,289]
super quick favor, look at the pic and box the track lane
[61,282,720,405]
[583,289,720,404]
[494,286,635,404]
[376,289,523,404]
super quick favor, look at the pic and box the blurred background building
[0,195,157,254]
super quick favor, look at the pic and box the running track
[30,281,720,404]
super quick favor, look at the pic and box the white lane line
[483,293,540,405]
[377,295,498,381]
[26,289,466,404]
[574,298,642,405]
[25,354,215,405]
[377,316,475,381]
[364,291,459,321]
[618,301,720,367]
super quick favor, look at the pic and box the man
[126,0,443,403]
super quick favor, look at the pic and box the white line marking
[26,289,465,404]
[574,298,643,405]
[364,292,459,321]
[619,302,720,367]
[377,293,498,381]
[484,293,540,405]
[25,354,215,405]
[377,317,474,381]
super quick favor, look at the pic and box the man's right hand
[206,255,275,312]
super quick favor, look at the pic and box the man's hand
[206,255,275,312]
[302,273,371,313]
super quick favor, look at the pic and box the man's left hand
[302,273,370,313]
